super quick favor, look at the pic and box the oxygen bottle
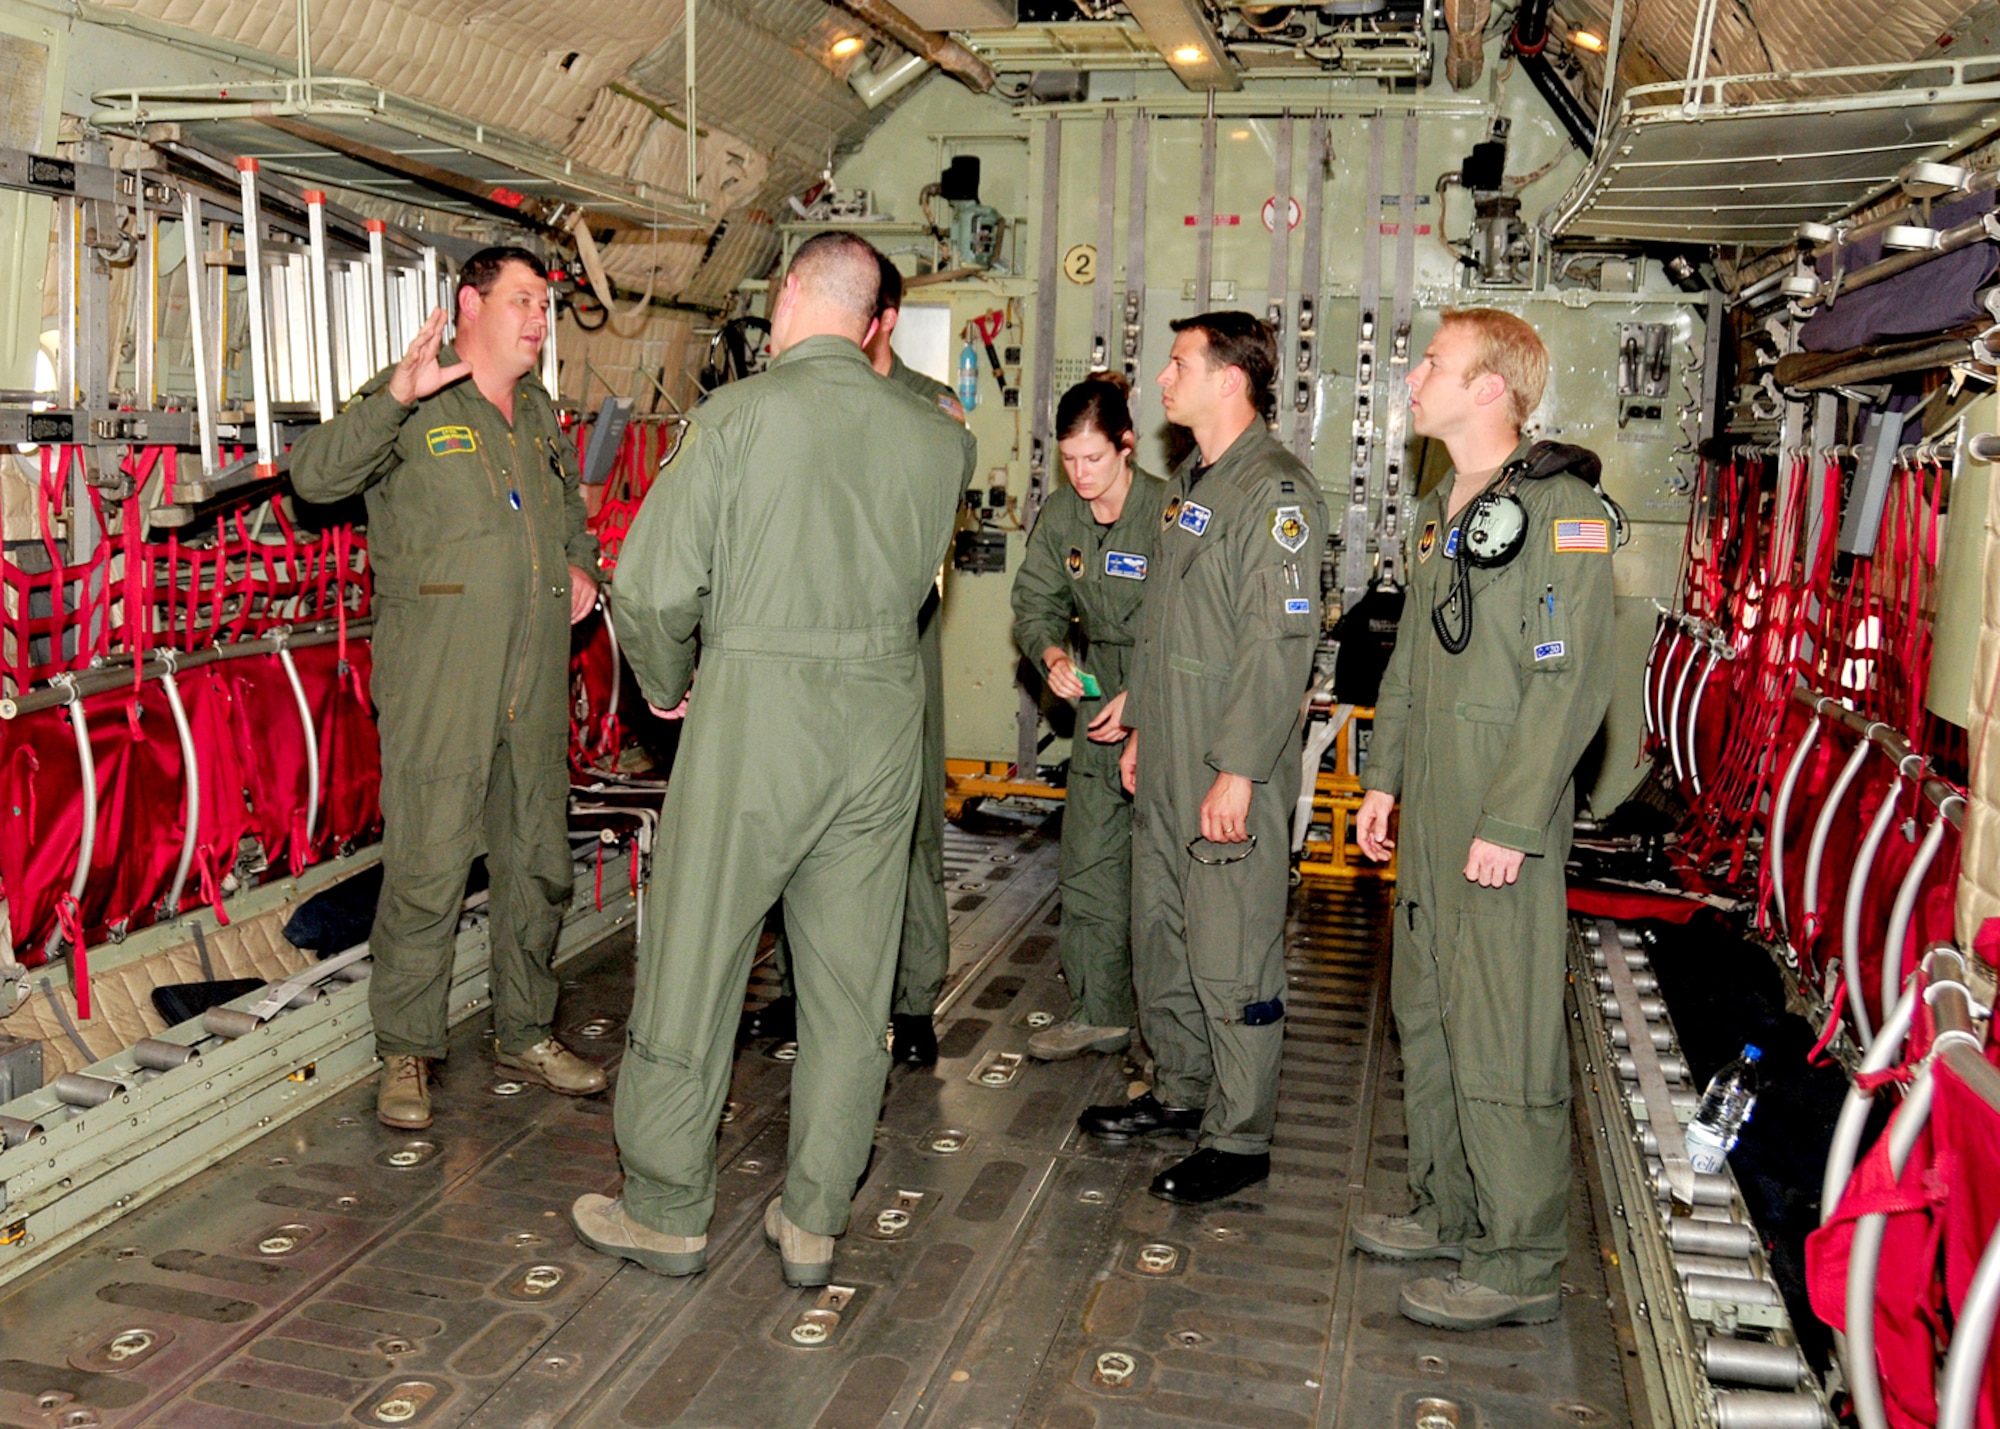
[1684,1044,1761,1174]
[957,340,980,412]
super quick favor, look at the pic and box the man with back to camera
[1075,311,1326,1206]
[290,246,607,1132]
[743,254,961,1067]
[569,233,974,1287]
[1354,308,1616,1330]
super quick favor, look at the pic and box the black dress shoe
[892,1014,937,1066]
[741,995,796,1042]
[1077,1092,1203,1140]
[1150,1148,1270,1204]
[1152,1144,1272,1192]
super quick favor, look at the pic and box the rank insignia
[1178,501,1212,536]
[426,425,478,456]
[1272,505,1309,553]
[1417,520,1438,563]
[1162,496,1183,531]
[1065,546,1085,577]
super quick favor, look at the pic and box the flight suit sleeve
[1474,486,1617,855]
[607,420,724,709]
[1207,478,1322,782]
[1360,524,1420,800]
[288,368,408,502]
[1012,505,1077,669]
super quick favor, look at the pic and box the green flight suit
[1362,448,1616,1296]
[609,335,973,1239]
[764,354,960,1017]
[1010,470,1168,1028]
[1125,424,1326,1155]
[290,356,597,1061]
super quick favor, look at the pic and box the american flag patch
[1552,519,1610,553]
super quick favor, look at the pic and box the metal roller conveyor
[1602,994,1669,1022]
[1581,922,1644,948]
[1683,1272,1783,1305]
[1703,1337,1809,1389]
[1596,970,1660,994]
[1589,947,1652,969]
[1669,1217,1758,1258]
[0,1114,45,1147]
[1649,1164,1735,1206]
[1610,1025,1676,1052]
[52,1072,129,1107]
[1627,1088,1700,1121]
[132,1038,199,1071]
[1712,1389,1833,1428]
[1676,1252,1763,1281]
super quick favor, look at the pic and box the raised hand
[388,308,472,405]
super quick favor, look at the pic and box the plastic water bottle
[1684,1044,1762,1174]
[957,341,980,412]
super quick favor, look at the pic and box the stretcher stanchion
[273,631,321,850]
[1641,609,1668,741]
[1685,644,1722,794]
[234,159,278,478]
[48,674,98,965]
[1801,733,1874,986]
[303,190,337,423]
[1843,1065,1937,1429]
[1667,631,1698,786]
[1766,709,1822,943]
[1840,769,1904,1050]
[157,652,200,920]
[1821,977,1918,1226]
[1653,625,1685,759]
[1879,796,1962,1031]
[1937,1206,2000,1429]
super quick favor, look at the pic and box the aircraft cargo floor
[0,810,1635,1428]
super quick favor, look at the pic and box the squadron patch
[1443,527,1461,559]
[1105,551,1148,580]
[1065,546,1085,578]
[1178,501,1213,536]
[1271,505,1310,553]
[426,425,478,456]
[1162,495,1184,531]
[1553,518,1611,553]
[1534,640,1567,662]
[1417,520,1438,563]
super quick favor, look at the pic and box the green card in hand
[1078,671,1102,698]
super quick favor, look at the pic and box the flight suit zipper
[505,424,541,722]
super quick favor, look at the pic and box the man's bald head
[769,231,883,354]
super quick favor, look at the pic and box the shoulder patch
[1553,518,1611,553]
[939,393,966,423]
[1105,550,1148,580]
[1065,546,1084,577]
[426,425,478,456]
[1271,505,1310,553]
[1178,500,1213,536]
[1417,520,1438,563]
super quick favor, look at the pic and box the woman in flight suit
[1012,375,1168,1060]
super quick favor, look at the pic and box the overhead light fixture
[1172,44,1206,62]
[831,34,866,57]
[1570,29,1605,51]
[1229,128,1250,140]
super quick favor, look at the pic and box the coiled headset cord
[1431,549,1475,654]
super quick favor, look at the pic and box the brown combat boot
[376,1054,431,1130]
[496,1037,608,1095]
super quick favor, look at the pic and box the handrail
[157,655,201,919]
[1668,637,1700,786]
[1685,648,1722,794]
[1653,626,1685,746]
[0,620,374,719]
[1845,1068,1938,1429]
[1641,614,1668,738]
[1802,737,1875,1010]
[1822,978,1918,1223]
[1881,811,1963,1027]
[48,674,98,959]
[273,632,321,850]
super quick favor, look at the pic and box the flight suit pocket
[1254,566,1317,638]
[1442,901,1568,1107]
[1525,583,1572,673]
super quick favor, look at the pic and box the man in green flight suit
[1011,373,1165,1060]
[743,256,960,1067]
[291,246,608,1132]
[1077,313,1326,1206]
[570,233,974,1287]
[1355,308,1616,1331]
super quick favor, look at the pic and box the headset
[1432,442,1627,654]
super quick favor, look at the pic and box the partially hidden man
[1079,312,1327,1206]
[291,246,607,1131]
[1356,308,1616,1331]
[571,234,974,1287]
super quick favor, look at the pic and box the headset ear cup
[1462,491,1528,568]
